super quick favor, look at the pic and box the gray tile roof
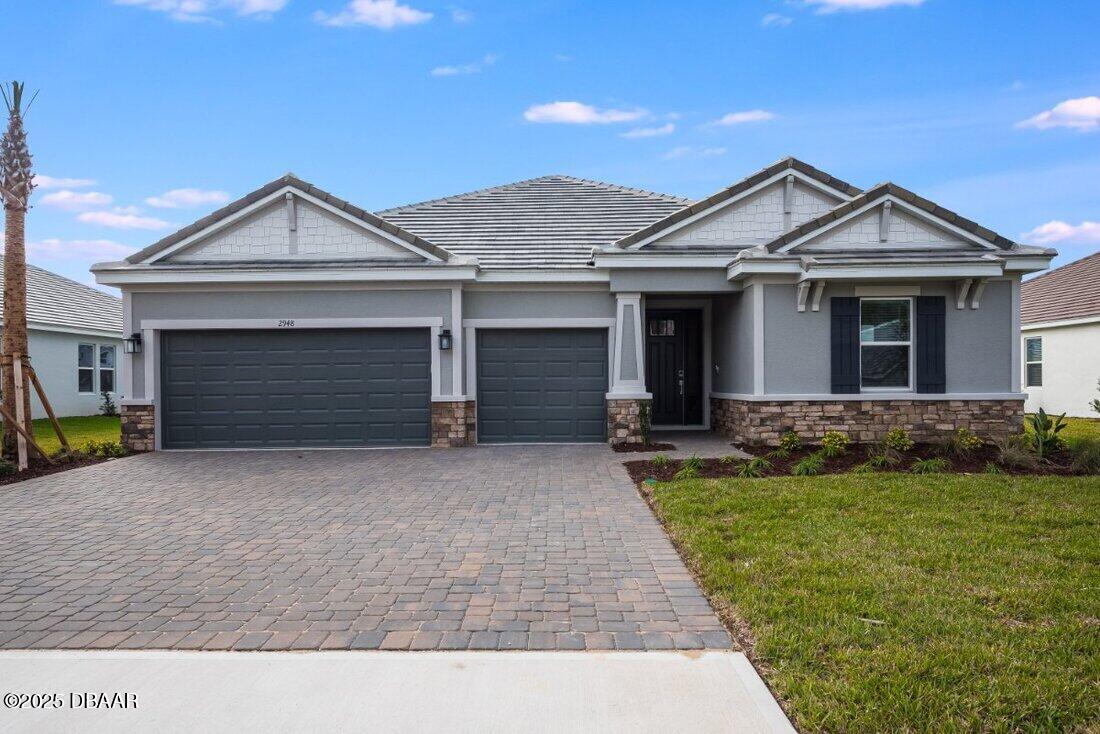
[379,175,691,269]
[0,258,122,335]
[1021,252,1100,325]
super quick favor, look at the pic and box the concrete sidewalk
[0,650,793,733]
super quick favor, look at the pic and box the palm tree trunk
[2,205,32,455]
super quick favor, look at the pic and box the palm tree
[0,82,37,456]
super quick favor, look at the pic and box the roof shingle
[1021,251,1100,325]
[1,258,121,335]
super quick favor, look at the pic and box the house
[1020,252,1100,417]
[0,258,123,419]
[91,158,1055,452]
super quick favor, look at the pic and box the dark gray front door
[476,329,608,443]
[160,329,431,449]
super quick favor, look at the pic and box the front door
[645,310,703,426]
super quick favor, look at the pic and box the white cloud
[1020,220,1100,245]
[450,6,472,22]
[1016,96,1100,132]
[145,188,231,208]
[431,54,499,77]
[114,0,287,23]
[620,123,675,139]
[313,0,433,29]
[524,101,647,125]
[706,109,777,126]
[39,190,113,212]
[805,0,924,12]
[761,13,792,27]
[33,175,96,190]
[28,238,136,262]
[77,210,171,230]
[663,146,728,160]
[554,54,573,63]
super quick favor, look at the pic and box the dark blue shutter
[830,297,860,394]
[915,296,946,393]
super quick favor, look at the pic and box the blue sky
[4,0,1098,289]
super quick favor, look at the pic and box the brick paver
[0,445,731,650]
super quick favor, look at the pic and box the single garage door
[160,329,431,449]
[476,328,608,443]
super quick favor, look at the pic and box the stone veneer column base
[431,400,476,447]
[607,398,651,445]
[711,397,1024,446]
[120,403,155,452]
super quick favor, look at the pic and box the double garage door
[160,327,608,449]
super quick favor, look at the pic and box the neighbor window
[859,298,911,389]
[78,343,95,393]
[1025,337,1042,387]
[99,345,116,393]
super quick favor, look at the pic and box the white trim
[465,282,610,292]
[473,270,609,283]
[430,326,442,399]
[858,297,914,392]
[799,261,1004,281]
[22,322,123,340]
[955,278,972,310]
[450,286,463,398]
[1021,314,1100,331]
[1010,277,1022,392]
[969,278,987,309]
[811,281,825,312]
[593,254,736,269]
[96,266,478,286]
[727,260,802,280]
[465,326,477,399]
[1023,335,1043,388]
[140,317,444,331]
[141,185,444,265]
[462,318,616,328]
[710,391,1026,402]
[854,285,921,297]
[610,293,647,394]
[623,168,853,250]
[777,194,1001,253]
[605,392,653,400]
[752,284,764,395]
[431,395,469,402]
[796,281,810,313]
[1003,255,1055,272]
[120,398,153,407]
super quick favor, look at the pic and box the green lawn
[648,473,1099,732]
[32,415,120,454]
[1059,417,1100,442]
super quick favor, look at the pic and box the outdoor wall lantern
[438,329,453,351]
[123,332,143,354]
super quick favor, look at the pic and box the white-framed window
[859,298,912,390]
[99,345,116,393]
[78,343,96,393]
[1025,337,1042,387]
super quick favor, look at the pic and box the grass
[648,473,1099,732]
[1057,416,1100,442]
[32,415,120,454]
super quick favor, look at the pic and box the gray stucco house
[1,259,122,419]
[91,158,1054,451]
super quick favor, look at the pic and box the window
[78,343,95,393]
[1025,337,1042,387]
[859,299,911,389]
[99,345,116,393]
[648,319,675,337]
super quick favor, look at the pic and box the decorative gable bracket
[796,280,826,312]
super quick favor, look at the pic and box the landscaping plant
[911,457,951,474]
[993,435,1039,470]
[791,452,825,476]
[650,454,672,469]
[100,389,118,417]
[949,427,983,457]
[778,431,802,453]
[1065,437,1100,475]
[883,427,914,453]
[1091,378,1100,415]
[1026,408,1068,458]
[673,454,703,481]
[819,430,850,458]
[737,456,772,478]
[718,454,739,464]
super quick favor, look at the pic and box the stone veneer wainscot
[607,399,651,445]
[120,403,156,452]
[431,400,477,448]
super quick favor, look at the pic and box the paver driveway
[0,446,731,651]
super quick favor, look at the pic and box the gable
[795,203,981,252]
[645,179,842,248]
[169,198,422,263]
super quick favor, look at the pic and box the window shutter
[915,296,946,393]
[830,297,860,394]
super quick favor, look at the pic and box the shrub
[983,462,1005,475]
[864,445,901,470]
[673,464,700,481]
[681,454,703,472]
[767,447,790,460]
[737,456,772,478]
[651,454,672,469]
[883,427,914,453]
[820,431,850,458]
[1091,378,1100,415]
[0,458,15,476]
[718,454,740,464]
[100,389,118,417]
[994,435,1039,470]
[82,440,128,459]
[851,461,877,474]
[950,428,984,457]
[778,431,802,453]
[792,452,826,476]
[1066,437,1100,475]
[911,457,951,474]
[1026,408,1068,457]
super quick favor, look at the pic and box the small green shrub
[911,457,951,474]
[851,461,877,474]
[681,454,704,472]
[820,430,850,458]
[983,461,1005,475]
[651,454,672,469]
[81,440,129,459]
[994,435,1039,470]
[792,452,826,476]
[778,431,802,453]
[767,447,790,460]
[1026,408,1068,457]
[718,454,740,464]
[883,427,914,453]
[950,428,984,457]
[1066,437,1100,475]
[673,464,700,481]
[863,446,900,470]
[737,456,772,478]
[0,458,16,476]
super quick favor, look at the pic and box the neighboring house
[1020,252,1100,417]
[91,158,1055,451]
[0,258,123,419]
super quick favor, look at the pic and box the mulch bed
[611,442,676,453]
[625,443,1082,483]
[0,455,113,487]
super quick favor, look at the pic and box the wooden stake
[0,402,50,462]
[23,361,69,451]
[12,353,27,470]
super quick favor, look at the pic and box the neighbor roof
[0,258,122,335]
[614,157,862,249]
[126,174,452,265]
[380,175,690,269]
[1021,251,1100,325]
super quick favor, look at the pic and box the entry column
[607,292,651,445]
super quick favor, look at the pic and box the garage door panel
[161,328,431,449]
[476,329,607,443]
